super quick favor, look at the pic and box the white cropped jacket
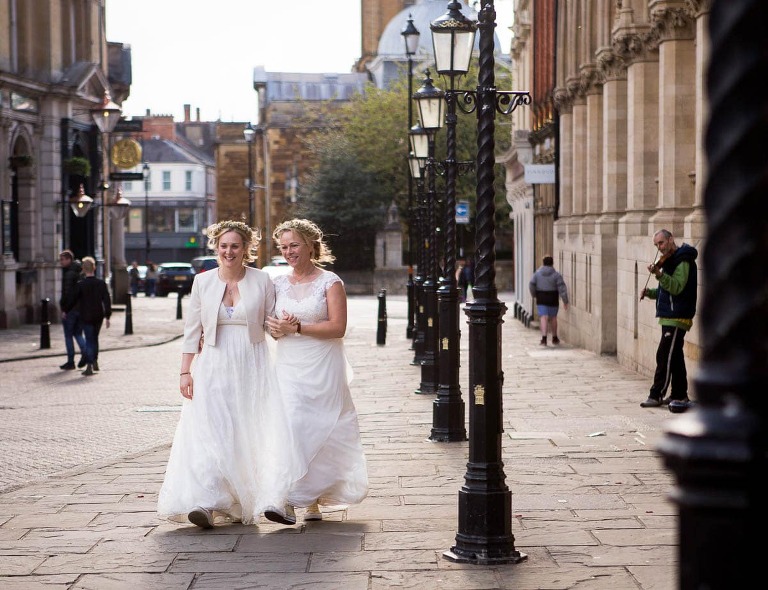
[181,265,275,354]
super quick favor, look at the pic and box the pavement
[0,292,680,589]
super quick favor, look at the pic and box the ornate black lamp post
[142,162,150,263]
[412,72,444,395]
[409,150,427,350]
[402,14,420,341]
[409,123,429,366]
[658,0,768,586]
[428,0,477,443]
[90,91,122,286]
[244,123,256,227]
[442,1,530,565]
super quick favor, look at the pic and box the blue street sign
[456,201,470,224]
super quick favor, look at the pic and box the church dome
[376,0,502,59]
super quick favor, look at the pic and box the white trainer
[304,502,323,521]
[264,504,296,525]
[188,507,214,529]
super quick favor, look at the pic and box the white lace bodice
[273,270,342,325]
[217,300,246,325]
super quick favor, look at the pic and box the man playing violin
[639,229,698,412]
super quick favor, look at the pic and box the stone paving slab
[0,293,683,588]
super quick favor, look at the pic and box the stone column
[651,3,697,232]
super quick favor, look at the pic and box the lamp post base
[443,483,526,565]
[430,393,466,441]
[443,547,527,565]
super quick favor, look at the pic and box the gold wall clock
[111,138,143,169]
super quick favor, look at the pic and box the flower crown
[206,220,254,239]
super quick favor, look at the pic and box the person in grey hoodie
[529,255,569,346]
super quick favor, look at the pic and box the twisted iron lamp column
[444,1,526,565]
[431,86,466,442]
[658,1,768,586]
[411,171,427,366]
[406,56,416,340]
[416,134,440,395]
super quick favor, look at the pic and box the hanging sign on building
[524,164,556,184]
[111,138,143,169]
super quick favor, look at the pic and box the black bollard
[124,291,133,335]
[39,298,51,349]
[176,286,183,320]
[376,288,387,346]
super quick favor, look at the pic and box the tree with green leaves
[299,61,515,270]
[298,131,390,270]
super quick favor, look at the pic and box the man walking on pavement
[70,256,111,376]
[529,255,569,346]
[58,249,86,370]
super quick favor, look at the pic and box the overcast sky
[106,0,513,123]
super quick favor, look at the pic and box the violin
[648,252,671,274]
[640,251,670,300]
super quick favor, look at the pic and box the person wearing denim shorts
[529,255,569,346]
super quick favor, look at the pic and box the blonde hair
[272,218,335,266]
[205,220,260,265]
[82,256,96,272]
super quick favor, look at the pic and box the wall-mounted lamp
[70,184,94,217]
[109,187,131,219]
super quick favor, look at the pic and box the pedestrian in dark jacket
[129,261,141,297]
[529,255,569,346]
[640,229,698,412]
[72,257,111,376]
[456,258,474,303]
[58,249,86,370]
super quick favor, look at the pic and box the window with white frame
[185,170,192,191]
[176,208,197,232]
[163,171,171,191]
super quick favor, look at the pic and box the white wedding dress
[157,301,297,525]
[273,270,369,509]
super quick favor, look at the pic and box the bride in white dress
[266,219,368,522]
[157,221,299,528]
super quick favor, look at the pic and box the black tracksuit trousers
[650,325,688,401]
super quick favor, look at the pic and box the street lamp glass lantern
[70,184,94,217]
[409,152,425,179]
[401,13,421,56]
[430,1,477,78]
[413,71,445,131]
[409,123,429,159]
[91,91,122,134]
[243,122,256,143]
[109,187,131,220]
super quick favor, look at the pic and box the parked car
[261,256,292,279]
[191,255,219,276]
[156,262,195,297]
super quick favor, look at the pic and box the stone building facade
[0,0,130,327]
[357,0,414,74]
[247,68,369,263]
[509,0,710,378]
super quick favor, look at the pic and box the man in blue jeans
[58,250,86,370]
[71,257,111,376]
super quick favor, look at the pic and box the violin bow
[640,250,661,300]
